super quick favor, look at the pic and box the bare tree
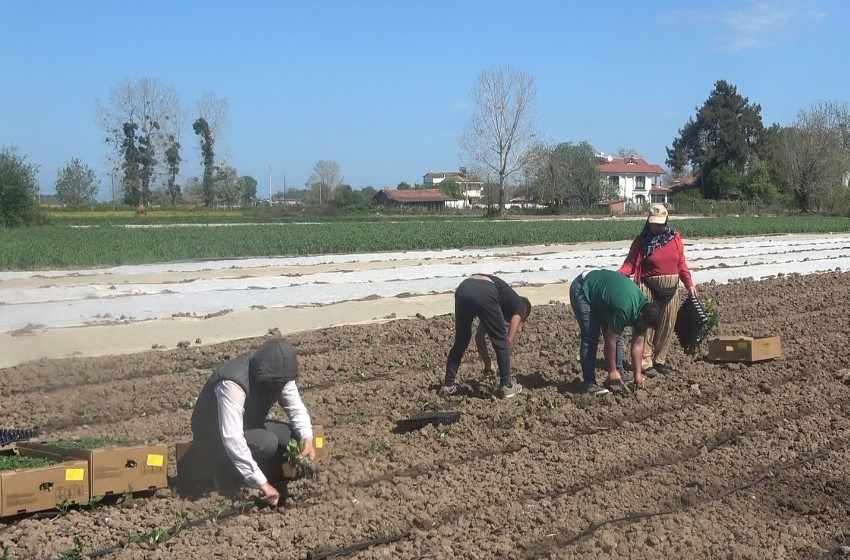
[459,64,537,215]
[775,102,850,213]
[307,160,342,205]
[95,78,181,205]
[196,91,229,145]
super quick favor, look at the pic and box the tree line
[3,71,849,227]
[458,67,850,215]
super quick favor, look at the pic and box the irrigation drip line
[79,499,261,560]
[304,420,850,560]
[348,389,842,491]
[305,532,411,560]
[813,535,850,560]
[520,436,850,558]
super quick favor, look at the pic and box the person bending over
[439,274,531,399]
[569,269,660,396]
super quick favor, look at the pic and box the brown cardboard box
[174,441,219,485]
[707,336,781,362]
[18,443,168,497]
[0,448,89,517]
[282,425,327,480]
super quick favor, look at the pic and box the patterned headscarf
[640,220,675,257]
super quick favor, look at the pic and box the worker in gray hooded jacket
[191,337,315,506]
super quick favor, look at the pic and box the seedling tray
[394,411,461,433]
[0,427,40,448]
[675,294,711,351]
[17,441,167,497]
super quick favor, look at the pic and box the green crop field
[2,216,849,271]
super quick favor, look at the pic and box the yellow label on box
[315,437,324,449]
[65,468,85,481]
[737,341,749,349]
[146,454,164,467]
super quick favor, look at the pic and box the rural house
[372,188,454,211]
[596,155,668,206]
[423,168,484,208]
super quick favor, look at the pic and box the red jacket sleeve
[617,237,643,277]
[675,234,694,289]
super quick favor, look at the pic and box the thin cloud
[661,0,827,52]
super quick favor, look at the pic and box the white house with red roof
[596,155,669,205]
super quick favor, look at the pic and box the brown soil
[2,272,850,560]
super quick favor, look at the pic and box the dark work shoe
[582,383,610,396]
[437,385,457,397]
[654,364,678,376]
[643,367,659,379]
[498,382,523,399]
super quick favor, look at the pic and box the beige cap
[647,203,668,224]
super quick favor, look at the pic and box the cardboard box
[707,336,781,362]
[18,443,168,497]
[282,425,327,480]
[174,441,219,485]
[0,448,89,517]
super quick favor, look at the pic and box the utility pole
[268,165,272,203]
[283,174,287,202]
[111,171,115,211]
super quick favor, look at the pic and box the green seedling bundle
[0,451,57,471]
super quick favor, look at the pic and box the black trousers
[244,420,293,478]
[444,277,511,387]
[195,420,293,486]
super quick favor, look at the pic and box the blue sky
[1,0,848,200]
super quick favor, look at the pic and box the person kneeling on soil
[569,269,660,396]
[439,274,531,399]
[190,337,316,506]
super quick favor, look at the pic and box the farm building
[423,169,484,208]
[372,188,454,211]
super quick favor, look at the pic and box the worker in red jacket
[617,204,697,377]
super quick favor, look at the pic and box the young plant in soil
[618,381,638,398]
[284,439,318,480]
[0,451,57,471]
[59,537,84,560]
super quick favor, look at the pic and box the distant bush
[0,146,43,227]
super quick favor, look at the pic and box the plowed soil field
[2,272,850,560]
